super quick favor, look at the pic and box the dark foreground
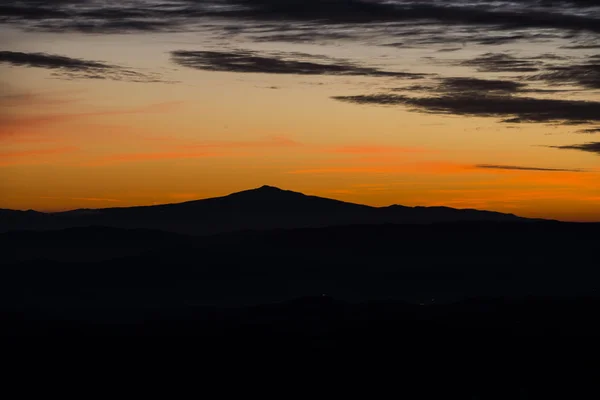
[3,296,599,399]
[2,222,599,397]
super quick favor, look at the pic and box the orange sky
[1,1,600,221]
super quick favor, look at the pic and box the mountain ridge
[3,185,519,214]
[0,185,539,234]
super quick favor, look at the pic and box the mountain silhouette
[0,185,532,234]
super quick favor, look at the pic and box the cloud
[329,49,600,129]
[438,77,527,94]
[0,51,167,82]
[474,164,586,173]
[437,48,462,53]
[0,0,186,33]
[171,49,425,78]
[550,142,600,155]
[453,52,600,92]
[578,127,600,134]
[287,161,594,178]
[561,43,600,49]
[460,52,542,73]
[474,34,531,45]
[213,1,600,33]
[331,93,600,125]
[527,59,600,89]
[4,1,600,37]
[0,50,113,70]
[382,28,560,49]
[250,30,355,44]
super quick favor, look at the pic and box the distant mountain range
[0,185,540,234]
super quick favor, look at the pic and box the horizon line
[2,184,585,222]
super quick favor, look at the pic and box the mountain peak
[256,185,283,191]
[223,185,303,202]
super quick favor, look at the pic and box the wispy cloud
[0,51,168,82]
[171,49,425,78]
[5,1,600,34]
[549,142,600,155]
[578,127,600,134]
[332,93,600,125]
[438,77,527,94]
[527,58,600,90]
[0,0,594,57]
[475,164,586,173]
[460,52,542,73]
[288,161,592,175]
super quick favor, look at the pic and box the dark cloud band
[332,93,600,125]
[0,50,166,82]
[171,49,425,78]
[439,77,527,94]
[460,53,542,73]
[578,127,600,134]
[2,1,600,35]
[550,142,600,154]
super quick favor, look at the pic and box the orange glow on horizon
[1,33,599,222]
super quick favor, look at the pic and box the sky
[1,0,600,221]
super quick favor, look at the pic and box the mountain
[0,185,531,234]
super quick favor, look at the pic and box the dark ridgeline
[2,219,599,310]
[0,185,529,234]
[2,186,599,396]
[1,186,596,312]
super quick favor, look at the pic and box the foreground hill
[3,294,599,398]
[3,222,599,395]
[0,185,529,234]
[1,226,188,263]
[2,221,598,313]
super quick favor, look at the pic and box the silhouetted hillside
[3,295,599,399]
[3,222,599,397]
[0,185,529,234]
[1,226,188,263]
[2,221,599,318]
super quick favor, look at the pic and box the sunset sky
[1,0,600,221]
